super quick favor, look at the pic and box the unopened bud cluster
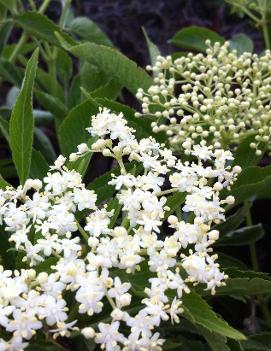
[136,41,271,156]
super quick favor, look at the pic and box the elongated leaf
[197,325,230,351]
[34,127,56,164]
[0,58,22,86]
[183,291,246,340]
[242,332,271,350]
[216,224,264,246]
[214,207,246,237]
[29,149,49,179]
[0,0,17,12]
[66,41,152,94]
[0,174,10,189]
[142,27,160,66]
[9,49,39,184]
[35,90,67,124]
[170,26,224,52]
[229,165,271,202]
[69,16,113,46]
[58,98,99,156]
[216,277,271,296]
[15,12,75,46]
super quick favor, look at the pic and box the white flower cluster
[0,108,241,350]
[136,41,271,156]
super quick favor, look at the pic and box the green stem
[244,200,259,271]
[262,21,270,49]
[76,221,89,243]
[9,33,27,63]
[38,0,51,14]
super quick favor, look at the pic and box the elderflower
[136,41,271,155]
[0,108,241,350]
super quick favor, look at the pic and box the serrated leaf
[216,224,264,246]
[69,16,113,46]
[15,11,75,46]
[183,291,246,340]
[9,48,39,184]
[66,41,152,94]
[170,26,225,52]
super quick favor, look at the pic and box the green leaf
[69,16,113,46]
[142,27,160,66]
[0,115,9,141]
[230,33,253,55]
[242,332,271,350]
[29,149,49,180]
[218,253,248,270]
[56,48,73,83]
[58,98,99,156]
[0,21,13,54]
[9,48,39,184]
[35,90,68,124]
[15,12,75,46]
[0,58,22,86]
[0,0,17,12]
[216,224,264,246]
[66,138,95,177]
[214,207,246,237]
[233,134,262,168]
[66,41,152,94]
[170,26,225,52]
[80,62,109,93]
[183,291,246,340]
[164,192,186,219]
[90,79,122,100]
[0,174,10,189]
[229,165,271,202]
[34,127,57,164]
[196,325,230,351]
[228,340,245,351]
[216,277,271,296]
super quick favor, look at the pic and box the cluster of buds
[136,41,271,156]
